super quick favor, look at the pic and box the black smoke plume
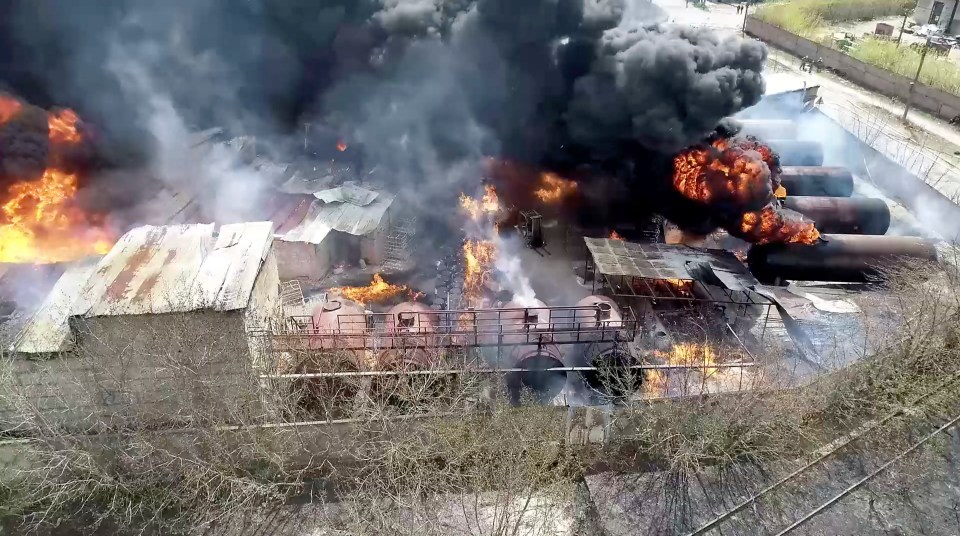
[0,0,768,235]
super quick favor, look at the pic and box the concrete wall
[274,239,331,280]
[746,16,960,121]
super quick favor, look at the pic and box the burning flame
[656,342,719,375]
[330,273,407,305]
[672,136,818,246]
[463,239,495,304]
[336,140,347,152]
[0,170,113,263]
[48,109,82,145]
[534,172,577,203]
[459,184,500,221]
[739,206,820,245]
[0,96,21,123]
[609,230,623,241]
[0,95,116,264]
[658,278,694,297]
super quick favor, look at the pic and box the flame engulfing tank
[748,234,939,283]
[574,296,642,399]
[498,299,568,404]
[767,140,824,167]
[783,196,890,235]
[779,166,854,197]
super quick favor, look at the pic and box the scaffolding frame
[383,216,417,270]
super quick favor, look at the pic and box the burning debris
[330,273,408,306]
[0,94,114,263]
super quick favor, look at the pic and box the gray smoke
[0,0,770,230]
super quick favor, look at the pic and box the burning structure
[267,183,399,280]
[0,0,949,429]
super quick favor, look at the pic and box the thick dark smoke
[0,0,769,235]
[0,101,48,185]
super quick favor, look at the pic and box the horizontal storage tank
[573,295,623,329]
[767,140,824,166]
[507,344,567,405]
[779,166,854,197]
[748,234,939,283]
[737,119,797,140]
[783,196,890,235]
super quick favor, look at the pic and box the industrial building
[4,221,281,427]
[268,183,398,280]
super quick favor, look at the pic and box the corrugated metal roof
[314,184,379,205]
[11,259,101,354]
[278,185,394,245]
[583,238,758,289]
[73,221,275,317]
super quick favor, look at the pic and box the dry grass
[851,37,960,97]
[755,0,913,37]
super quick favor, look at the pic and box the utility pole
[902,36,931,121]
[897,10,909,45]
[899,1,923,46]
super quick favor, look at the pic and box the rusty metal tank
[573,295,623,329]
[377,301,439,369]
[310,299,368,353]
[507,343,567,405]
[499,299,552,346]
[572,296,641,400]
[289,299,369,418]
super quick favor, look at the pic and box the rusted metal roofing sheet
[278,185,394,245]
[583,237,759,289]
[73,222,274,317]
[11,259,101,354]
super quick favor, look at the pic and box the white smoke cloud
[107,42,269,224]
[494,234,538,307]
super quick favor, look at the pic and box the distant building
[914,0,960,35]
[266,183,398,280]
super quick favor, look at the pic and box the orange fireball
[739,205,820,245]
[0,96,116,263]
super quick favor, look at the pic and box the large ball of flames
[0,95,115,263]
[672,136,820,246]
[672,137,773,212]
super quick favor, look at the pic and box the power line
[686,370,960,535]
[774,410,960,535]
